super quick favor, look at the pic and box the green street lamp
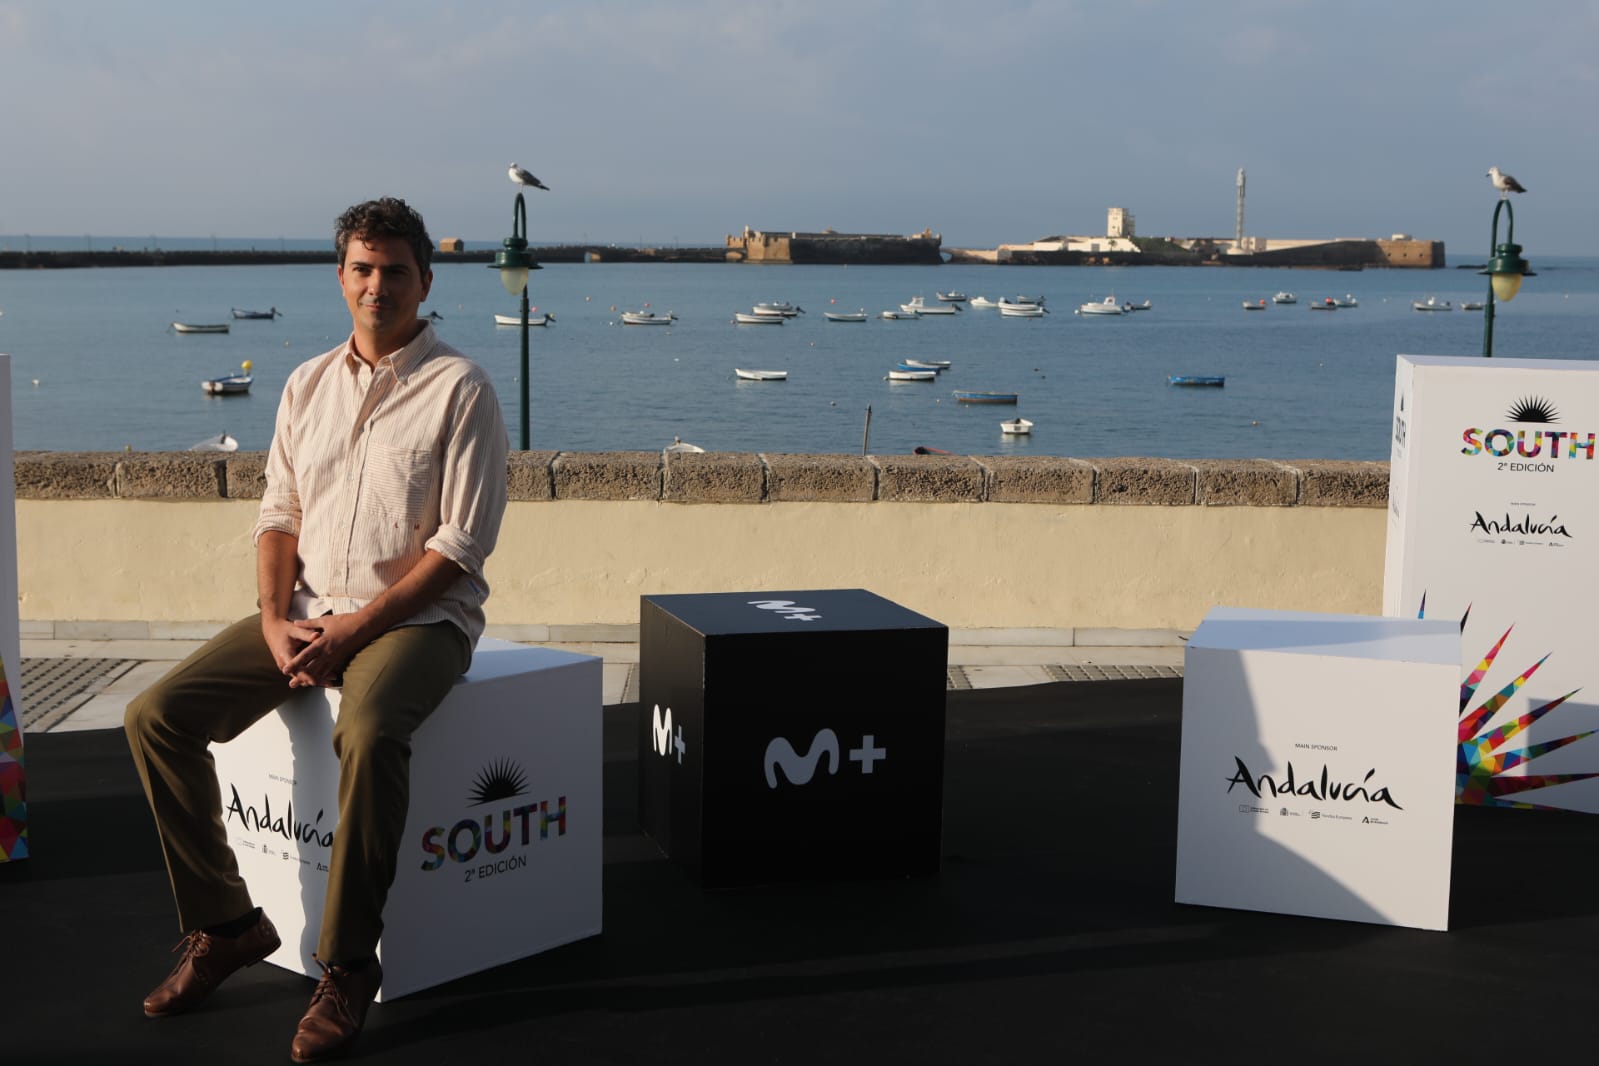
[491,192,541,448]
[1478,197,1535,358]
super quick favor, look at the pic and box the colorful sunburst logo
[1425,598,1599,808]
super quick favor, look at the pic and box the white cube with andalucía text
[208,639,602,1000]
[1175,607,1459,930]
[1386,354,1599,813]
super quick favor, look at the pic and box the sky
[2,0,1595,255]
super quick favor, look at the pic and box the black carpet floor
[6,679,1599,1065]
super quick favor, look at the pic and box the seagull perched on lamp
[508,164,550,191]
[1487,166,1526,197]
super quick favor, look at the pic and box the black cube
[638,589,948,888]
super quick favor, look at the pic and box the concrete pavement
[16,627,1187,733]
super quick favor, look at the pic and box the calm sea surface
[2,257,1596,458]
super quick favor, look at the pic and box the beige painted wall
[16,498,1386,631]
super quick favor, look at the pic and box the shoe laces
[307,959,355,1024]
[171,929,214,961]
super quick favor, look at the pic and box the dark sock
[203,906,261,938]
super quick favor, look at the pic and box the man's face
[338,234,432,352]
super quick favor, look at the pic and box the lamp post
[1478,197,1535,358]
[491,192,541,448]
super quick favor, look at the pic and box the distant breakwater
[0,245,733,270]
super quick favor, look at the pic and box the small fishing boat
[1243,299,1266,311]
[1126,299,1152,311]
[1000,417,1034,435]
[663,437,704,453]
[967,296,997,309]
[188,433,240,452]
[1412,296,1452,312]
[494,312,555,326]
[173,322,229,334]
[886,369,937,382]
[901,296,959,316]
[1168,376,1225,387]
[953,390,1018,404]
[231,307,281,320]
[1461,300,1485,311]
[999,304,1046,318]
[734,311,784,324]
[1077,296,1125,316]
[1272,292,1297,305]
[202,360,254,395]
[1012,294,1046,306]
[935,291,968,303]
[902,359,951,371]
[753,301,804,317]
[824,310,868,322]
[997,297,1044,310]
[734,368,788,381]
[1309,298,1338,311]
[621,310,676,325]
[1332,294,1358,308]
[879,309,919,320]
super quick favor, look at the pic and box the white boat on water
[1331,294,1358,308]
[734,368,788,381]
[997,297,1044,310]
[188,433,240,452]
[754,301,803,317]
[903,359,951,370]
[1272,292,1297,305]
[1077,296,1124,316]
[1000,417,1034,435]
[885,369,937,382]
[173,321,229,334]
[733,311,784,324]
[935,291,967,303]
[824,310,868,322]
[1461,300,1485,311]
[1243,299,1266,311]
[999,304,1046,318]
[201,361,254,396]
[880,309,919,320]
[621,310,676,325]
[968,296,997,309]
[901,296,959,316]
[494,312,555,326]
[1412,296,1452,312]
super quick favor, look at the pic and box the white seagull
[1487,166,1526,197]
[508,164,550,191]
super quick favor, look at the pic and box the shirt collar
[340,321,438,383]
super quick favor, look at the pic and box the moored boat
[967,296,997,309]
[1332,294,1358,308]
[753,301,804,317]
[1309,298,1337,311]
[885,369,937,382]
[621,310,676,325]
[901,296,959,316]
[201,360,254,395]
[824,310,868,322]
[1167,375,1225,387]
[173,321,229,334]
[998,304,1046,318]
[734,368,788,381]
[494,312,555,326]
[1272,292,1297,305]
[953,390,1018,404]
[1076,296,1124,316]
[1000,417,1034,435]
[1412,296,1452,312]
[733,311,784,324]
[1461,300,1484,311]
[935,291,968,303]
[902,359,951,370]
[230,307,280,320]
[880,309,919,320]
[1243,299,1266,310]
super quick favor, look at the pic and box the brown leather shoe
[289,958,383,1063]
[142,910,281,1017]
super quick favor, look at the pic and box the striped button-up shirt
[253,323,508,646]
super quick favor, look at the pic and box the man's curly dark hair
[334,197,433,273]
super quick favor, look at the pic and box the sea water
[1,257,1595,457]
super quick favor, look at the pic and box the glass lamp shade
[499,266,529,295]
[1490,271,1524,303]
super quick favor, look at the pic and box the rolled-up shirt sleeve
[425,376,508,578]
[253,373,303,543]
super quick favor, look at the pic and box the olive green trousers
[125,613,470,963]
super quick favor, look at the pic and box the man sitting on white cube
[124,197,510,1063]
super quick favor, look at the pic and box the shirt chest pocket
[358,443,438,526]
